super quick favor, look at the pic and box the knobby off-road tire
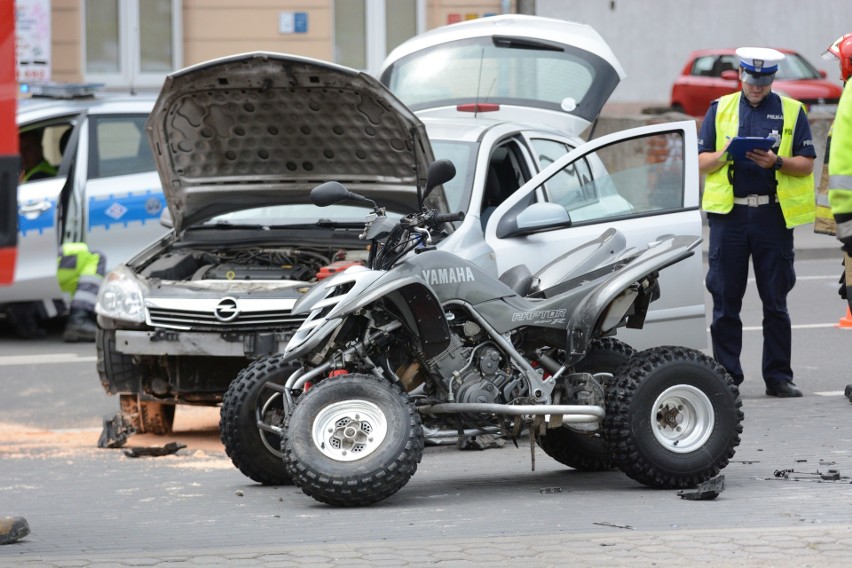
[538,337,634,472]
[603,345,743,489]
[220,354,297,486]
[282,374,423,507]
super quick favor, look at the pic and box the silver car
[96,15,706,435]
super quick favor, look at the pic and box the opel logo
[214,297,240,322]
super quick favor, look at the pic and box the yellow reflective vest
[702,92,815,228]
[829,81,852,241]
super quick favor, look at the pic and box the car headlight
[96,265,148,323]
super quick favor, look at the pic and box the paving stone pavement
[2,390,852,567]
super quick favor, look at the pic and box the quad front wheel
[282,374,423,506]
[220,354,299,486]
[604,346,742,489]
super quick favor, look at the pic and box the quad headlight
[96,265,148,323]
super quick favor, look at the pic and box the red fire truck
[1,0,18,285]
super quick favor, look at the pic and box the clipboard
[724,137,776,162]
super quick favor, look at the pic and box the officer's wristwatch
[773,156,783,171]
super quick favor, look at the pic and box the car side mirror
[819,69,827,79]
[423,159,456,200]
[720,70,739,81]
[498,202,572,238]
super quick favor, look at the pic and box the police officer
[699,47,816,398]
[18,128,57,182]
[9,130,104,342]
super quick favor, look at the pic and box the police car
[5,84,166,314]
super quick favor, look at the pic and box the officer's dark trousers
[705,203,795,386]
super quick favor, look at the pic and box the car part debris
[539,487,563,494]
[97,413,137,448]
[769,467,849,482]
[0,516,29,545]
[593,521,634,530]
[677,474,725,500]
[123,442,186,458]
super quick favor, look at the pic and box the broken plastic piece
[97,413,137,448]
[821,469,841,481]
[677,474,725,500]
[123,442,186,458]
[539,487,563,494]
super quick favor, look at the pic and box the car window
[530,138,596,210]
[776,53,822,81]
[89,115,154,179]
[18,121,76,183]
[384,36,604,113]
[519,131,685,225]
[690,55,718,77]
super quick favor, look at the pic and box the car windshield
[431,140,478,213]
[204,204,400,227]
[775,53,822,81]
[382,36,604,113]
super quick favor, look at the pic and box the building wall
[537,0,852,109]
[181,0,334,65]
[45,0,508,85]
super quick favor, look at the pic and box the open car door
[485,120,707,350]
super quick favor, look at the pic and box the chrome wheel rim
[311,400,388,462]
[652,385,714,453]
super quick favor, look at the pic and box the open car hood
[379,15,626,137]
[147,52,436,233]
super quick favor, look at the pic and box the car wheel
[538,338,634,471]
[282,374,423,506]
[220,354,298,486]
[96,328,137,394]
[604,346,743,489]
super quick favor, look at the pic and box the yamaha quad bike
[221,160,743,505]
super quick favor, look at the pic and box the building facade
[25,0,522,91]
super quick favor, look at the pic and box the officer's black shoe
[63,309,97,343]
[845,384,852,403]
[765,381,803,398]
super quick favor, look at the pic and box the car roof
[17,92,157,126]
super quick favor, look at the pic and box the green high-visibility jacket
[702,92,815,228]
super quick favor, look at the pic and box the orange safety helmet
[823,33,852,82]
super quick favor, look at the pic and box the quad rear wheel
[538,338,634,471]
[604,346,742,489]
[282,374,423,506]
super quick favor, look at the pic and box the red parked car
[670,48,843,117]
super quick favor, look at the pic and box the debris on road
[97,413,137,448]
[677,474,725,500]
[0,516,29,545]
[123,442,187,458]
[593,521,634,530]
